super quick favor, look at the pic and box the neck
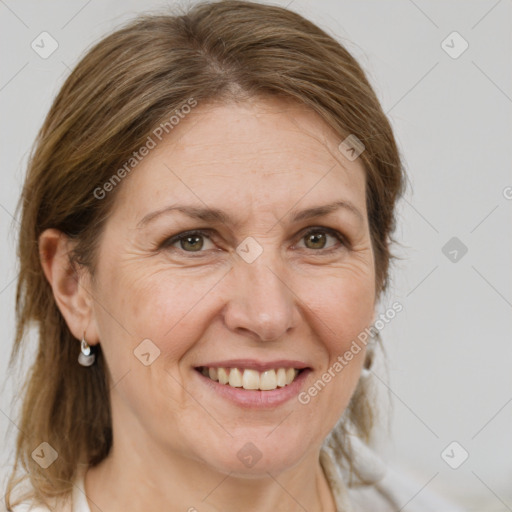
[84,432,336,512]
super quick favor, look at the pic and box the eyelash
[159,226,349,256]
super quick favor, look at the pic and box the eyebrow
[137,200,364,229]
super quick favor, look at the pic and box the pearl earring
[78,332,96,367]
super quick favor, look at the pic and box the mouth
[195,366,308,391]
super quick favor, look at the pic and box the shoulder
[6,469,89,512]
[8,498,72,512]
[348,467,467,512]
[9,504,52,512]
[321,438,467,512]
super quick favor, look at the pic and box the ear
[39,228,99,345]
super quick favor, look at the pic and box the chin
[195,429,315,477]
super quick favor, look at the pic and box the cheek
[91,266,212,416]
[96,263,225,359]
[295,267,374,416]
[303,266,375,349]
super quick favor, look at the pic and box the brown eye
[161,230,216,253]
[304,231,327,249]
[179,234,204,252]
[298,227,345,251]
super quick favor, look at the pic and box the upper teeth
[201,367,300,391]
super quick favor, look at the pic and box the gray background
[1,1,511,510]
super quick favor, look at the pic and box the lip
[194,359,310,372]
[194,366,312,409]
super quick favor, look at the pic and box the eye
[162,230,216,253]
[296,227,346,252]
[159,226,347,255]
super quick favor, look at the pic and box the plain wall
[1,1,511,510]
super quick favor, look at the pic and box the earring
[78,332,96,367]
[361,331,380,379]
[360,347,374,379]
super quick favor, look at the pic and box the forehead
[111,96,367,222]
[162,97,360,175]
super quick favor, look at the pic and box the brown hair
[5,0,405,508]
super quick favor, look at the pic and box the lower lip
[194,368,312,409]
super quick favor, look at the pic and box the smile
[196,366,305,391]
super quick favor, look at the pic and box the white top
[10,438,466,512]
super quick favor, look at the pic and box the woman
[5,1,460,511]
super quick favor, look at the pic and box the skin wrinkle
[49,97,376,512]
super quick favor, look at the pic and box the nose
[222,254,298,342]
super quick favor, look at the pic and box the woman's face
[87,96,376,475]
